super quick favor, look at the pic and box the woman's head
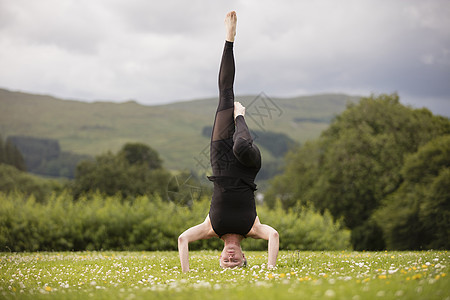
[219,243,247,268]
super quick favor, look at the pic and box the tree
[1,137,26,171]
[265,141,321,210]
[374,135,450,249]
[119,143,162,169]
[266,94,450,250]
[73,143,171,199]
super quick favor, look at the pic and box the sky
[0,0,449,115]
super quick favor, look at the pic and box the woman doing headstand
[178,11,279,272]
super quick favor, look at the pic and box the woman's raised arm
[247,217,279,268]
[178,216,215,272]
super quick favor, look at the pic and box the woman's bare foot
[234,101,245,119]
[225,11,237,42]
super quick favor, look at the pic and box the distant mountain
[0,88,360,179]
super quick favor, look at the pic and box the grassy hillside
[0,88,359,173]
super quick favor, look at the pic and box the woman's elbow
[270,230,279,240]
[178,234,187,245]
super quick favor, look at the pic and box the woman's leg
[211,11,237,142]
[233,115,261,168]
[211,41,235,142]
[210,12,237,173]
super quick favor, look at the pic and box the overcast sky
[0,0,449,115]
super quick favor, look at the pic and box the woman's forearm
[178,236,190,272]
[267,231,279,268]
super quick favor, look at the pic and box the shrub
[0,192,351,252]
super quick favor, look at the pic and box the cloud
[0,0,448,116]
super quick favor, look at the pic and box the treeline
[72,143,210,204]
[0,142,204,204]
[265,94,450,250]
[7,136,91,178]
[0,192,350,252]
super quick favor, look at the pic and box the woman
[178,11,279,272]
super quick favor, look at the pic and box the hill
[0,88,360,176]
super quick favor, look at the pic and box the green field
[1,251,448,299]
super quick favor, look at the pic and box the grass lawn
[1,250,448,299]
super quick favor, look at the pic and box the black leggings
[212,41,235,142]
[208,42,261,237]
[210,41,261,175]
